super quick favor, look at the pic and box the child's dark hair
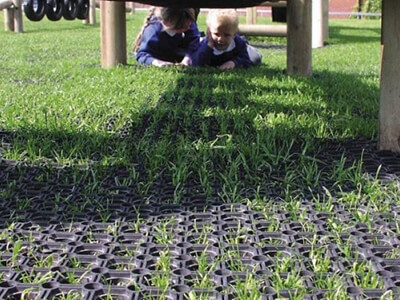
[159,7,196,30]
[133,7,197,53]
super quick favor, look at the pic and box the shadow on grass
[328,24,381,44]
[1,64,393,227]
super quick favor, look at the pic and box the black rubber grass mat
[1,139,400,299]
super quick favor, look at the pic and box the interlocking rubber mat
[1,139,400,299]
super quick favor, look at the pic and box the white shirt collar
[164,28,185,38]
[164,29,176,36]
[213,39,236,55]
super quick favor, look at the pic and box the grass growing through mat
[1,10,399,299]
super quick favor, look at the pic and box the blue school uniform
[136,17,201,65]
[191,34,253,68]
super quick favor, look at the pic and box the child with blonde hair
[134,7,201,67]
[191,9,262,70]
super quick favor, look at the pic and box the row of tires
[24,0,89,21]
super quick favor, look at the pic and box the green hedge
[362,0,381,14]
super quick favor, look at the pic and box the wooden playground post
[13,0,23,32]
[287,0,312,76]
[322,0,329,41]
[100,0,126,68]
[246,7,256,24]
[379,0,400,152]
[312,0,323,48]
[90,0,96,24]
[130,2,135,14]
[3,5,14,31]
[2,0,23,32]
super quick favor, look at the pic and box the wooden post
[89,0,96,24]
[2,0,14,32]
[130,2,135,14]
[322,0,329,42]
[4,7,14,31]
[379,0,400,152]
[312,0,323,48]
[246,7,256,24]
[287,0,312,76]
[13,0,23,32]
[101,0,127,68]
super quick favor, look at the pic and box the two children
[135,8,262,69]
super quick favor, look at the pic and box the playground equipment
[3,0,397,152]
[22,0,90,21]
[1,0,23,32]
[239,0,329,48]
[239,2,287,38]
[98,0,400,152]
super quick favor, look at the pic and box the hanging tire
[46,0,63,21]
[271,7,287,23]
[24,0,47,21]
[62,0,77,20]
[76,0,88,20]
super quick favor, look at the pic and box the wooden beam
[260,1,287,7]
[0,0,12,10]
[101,0,127,68]
[379,0,400,152]
[238,24,287,36]
[287,0,312,76]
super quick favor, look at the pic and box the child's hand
[152,59,174,67]
[218,60,235,70]
[180,56,191,66]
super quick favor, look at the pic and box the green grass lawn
[0,13,382,192]
[3,11,400,300]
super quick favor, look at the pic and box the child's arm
[181,22,201,65]
[229,35,253,68]
[185,22,201,53]
[190,39,214,66]
[135,23,169,66]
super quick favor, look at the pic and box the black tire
[46,0,63,21]
[76,0,89,20]
[62,0,77,20]
[272,7,287,23]
[24,0,47,21]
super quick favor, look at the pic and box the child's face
[208,20,236,51]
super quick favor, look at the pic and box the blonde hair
[206,9,239,30]
[133,7,196,53]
